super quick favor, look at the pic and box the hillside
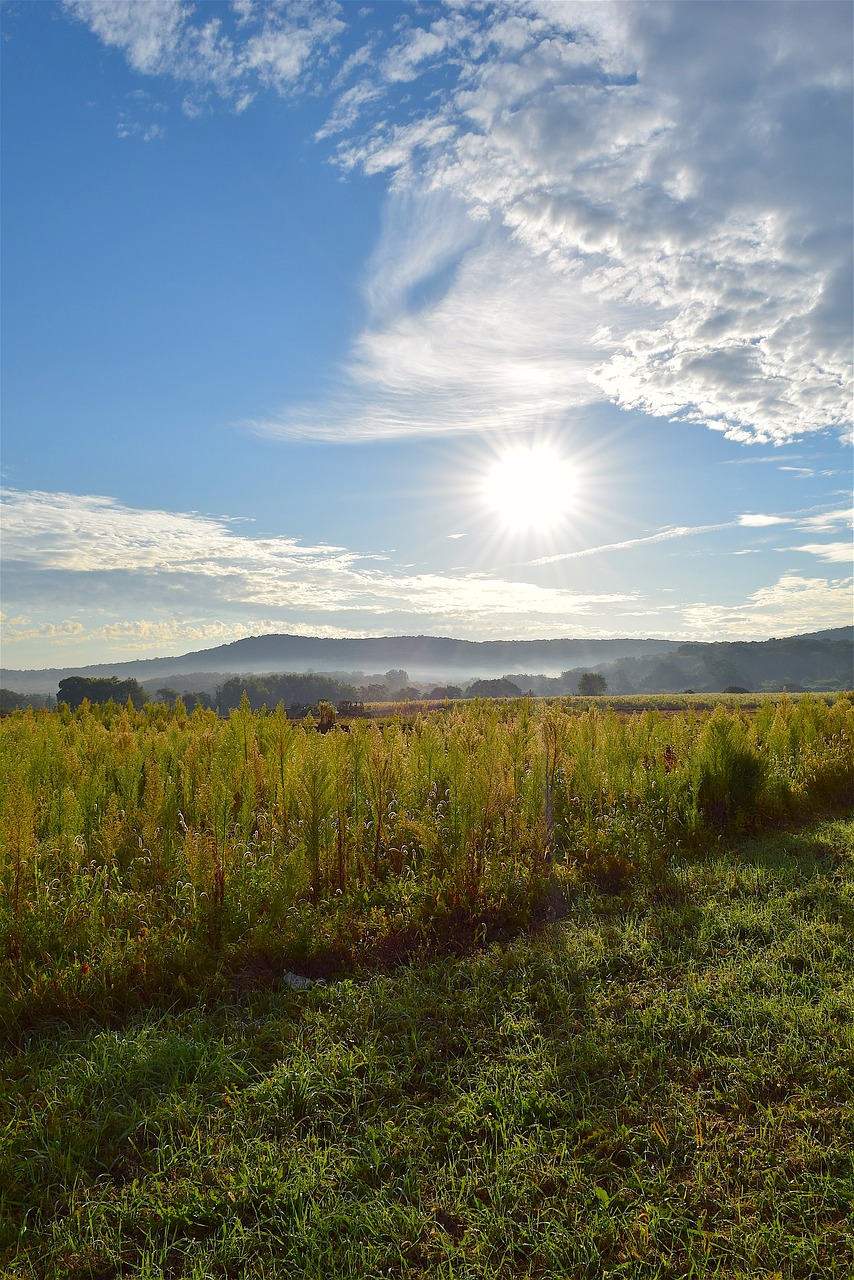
[2,633,678,696]
[1,627,851,699]
[516,630,854,696]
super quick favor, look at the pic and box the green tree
[465,678,523,699]
[577,672,607,696]
[383,669,409,695]
[57,676,148,710]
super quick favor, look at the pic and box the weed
[0,695,851,1038]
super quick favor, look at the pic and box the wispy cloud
[0,490,640,657]
[527,521,737,567]
[795,505,853,534]
[524,504,851,566]
[63,1,852,447]
[253,212,637,441]
[789,543,853,564]
[723,455,804,466]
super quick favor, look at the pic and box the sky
[1,0,852,671]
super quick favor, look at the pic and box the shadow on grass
[4,814,852,1050]
[4,822,853,1278]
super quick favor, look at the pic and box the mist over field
[2,627,851,703]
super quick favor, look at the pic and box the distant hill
[2,627,851,699]
[515,629,853,696]
[1,633,678,696]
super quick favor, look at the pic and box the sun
[482,443,576,534]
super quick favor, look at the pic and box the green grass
[3,818,852,1279]
[3,695,852,1042]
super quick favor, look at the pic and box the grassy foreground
[2,695,852,1038]
[2,818,852,1279]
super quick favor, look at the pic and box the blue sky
[2,0,851,669]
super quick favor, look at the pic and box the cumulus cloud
[63,0,345,108]
[321,0,852,445]
[683,572,854,639]
[63,2,852,445]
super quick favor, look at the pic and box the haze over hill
[2,628,851,700]
[2,633,675,696]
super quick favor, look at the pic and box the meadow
[1,695,852,1277]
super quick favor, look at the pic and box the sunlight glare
[482,444,576,534]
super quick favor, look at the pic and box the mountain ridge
[3,627,851,697]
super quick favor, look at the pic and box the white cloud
[63,0,345,106]
[315,77,383,140]
[682,572,854,639]
[4,489,850,659]
[54,1,854,449]
[382,21,452,85]
[739,514,792,528]
[321,0,852,446]
[64,0,190,77]
[525,504,854,567]
[723,455,803,466]
[1,618,87,642]
[0,614,368,652]
[795,505,854,534]
[257,210,642,440]
[789,542,853,564]
[0,490,639,652]
[528,521,736,566]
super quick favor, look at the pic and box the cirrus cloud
[63,1,852,446]
[319,1,852,445]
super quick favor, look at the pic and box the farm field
[367,691,851,720]
[1,696,853,1277]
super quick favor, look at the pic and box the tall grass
[1,695,851,1034]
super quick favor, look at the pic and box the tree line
[49,670,608,714]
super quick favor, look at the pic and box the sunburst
[481,443,576,534]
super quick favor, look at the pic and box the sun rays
[481,442,577,535]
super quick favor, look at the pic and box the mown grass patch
[2,818,852,1279]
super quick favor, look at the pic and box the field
[1,695,853,1277]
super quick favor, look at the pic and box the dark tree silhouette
[577,672,607,695]
[465,678,523,699]
[57,676,148,710]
